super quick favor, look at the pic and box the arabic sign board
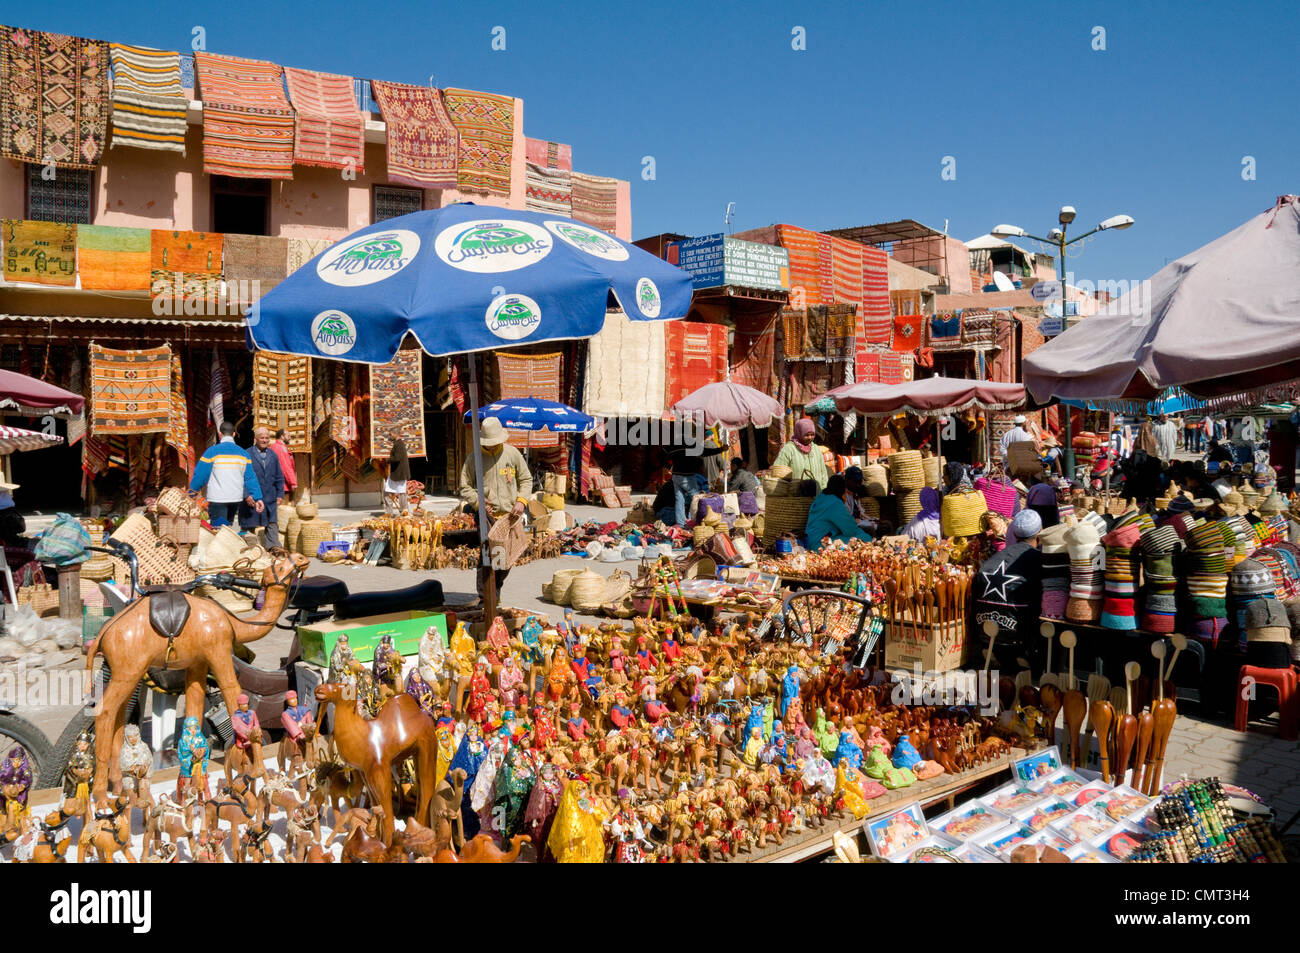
[667,234,789,291]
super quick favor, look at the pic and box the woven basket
[543,472,568,496]
[541,581,555,603]
[295,502,319,520]
[863,464,889,497]
[551,568,584,606]
[692,524,716,547]
[541,493,565,511]
[890,451,925,490]
[858,496,881,519]
[760,474,781,495]
[763,496,812,543]
[770,464,793,480]
[197,583,255,614]
[897,489,924,525]
[683,556,718,579]
[768,477,792,498]
[974,477,1017,518]
[298,519,335,557]
[751,513,766,538]
[941,488,988,537]
[285,515,303,554]
[17,583,59,617]
[569,570,609,612]
[278,503,296,534]
[603,569,634,605]
[80,555,115,582]
[922,455,941,488]
[1007,441,1043,478]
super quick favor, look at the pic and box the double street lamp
[990,207,1135,476]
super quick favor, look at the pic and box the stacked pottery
[1039,523,1071,621]
[1099,511,1148,631]
[1228,557,1278,652]
[1065,521,1105,624]
[1139,523,1181,633]
[1183,521,1230,647]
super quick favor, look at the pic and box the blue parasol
[463,397,595,434]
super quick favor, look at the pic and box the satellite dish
[992,271,1016,292]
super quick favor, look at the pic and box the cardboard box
[298,611,447,668]
[883,617,967,672]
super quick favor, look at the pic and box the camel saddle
[148,590,192,643]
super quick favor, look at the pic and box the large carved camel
[84,551,309,798]
[314,682,437,847]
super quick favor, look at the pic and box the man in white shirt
[1152,414,1179,463]
[999,414,1036,463]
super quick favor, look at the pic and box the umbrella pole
[467,354,497,619]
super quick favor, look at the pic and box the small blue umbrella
[247,202,693,362]
[463,397,595,434]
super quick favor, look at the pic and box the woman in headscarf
[903,486,943,541]
[772,418,829,488]
[382,433,411,516]
[1026,481,1060,528]
[524,761,565,857]
[547,777,607,863]
[449,722,488,838]
[805,474,872,547]
[0,745,32,824]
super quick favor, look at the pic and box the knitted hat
[1231,558,1276,598]
[1038,522,1070,554]
[1010,509,1043,542]
[1246,597,1290,631]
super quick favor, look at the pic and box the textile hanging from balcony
[193,51,294,179]
[287,236,333,275]
[525,137,572,215]
[961,308,997,351]
[780,306,807,359]
[441,87,514,196]
[570,172,618,234]
[860,245,892,349]
[525,137,572,171]
[108,44,187,154]
[223,234,289,307]
[2,219,77,286]
[167,351,192,475]
[369,348,426,458]
[777,225,821,308]
[89,343,173,435]
[370,80,458,189]
[825,303,857,360]
[151,229,223,301]
[927,312,963,349]
[664,321,728,409]
[730,316,777,394]
[253,352,312,454]
[496,352,562,449]
[284,66,364,172]
[77,224,150,290]
[583,311,666,419]
[892,313,924,352]
[0,27,108,168]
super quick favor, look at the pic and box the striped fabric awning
[0,424,64,454]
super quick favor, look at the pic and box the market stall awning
[816,376,1026,417]
[670,380,783,429]
[0,369,85,418]
[0,424,64,454]
[1023,195,1300,404]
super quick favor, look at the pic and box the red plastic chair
[1234,665,1299,740]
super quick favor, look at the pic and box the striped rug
[77,224,151,290]
[570,172,618,234]
[253,352,312,453]
[442,88,514,196]
[525,163,571,215]
[193,52,294,179]
[284,66,364,172]
[108,44,187,153]
[525,137,572,171]
[2,220,77,286]
[370,80,458,189]
[1,27,108,168]
[89,344,173,434]
[861,244,892,348]
[167,352,193,474]
[369,348,426,457]
[496,352,561,449]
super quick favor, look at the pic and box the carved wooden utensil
[1039,622,1059,688]
[1147,698,1178,796]
[1090,699,1114,783]
[1039,683,1062,747]
[1114,661,1140,786]
[982,619,999,672]
[1132,711,1155,794]
[1059,631,1087,768]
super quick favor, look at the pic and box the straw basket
[298,519,335,558]
[285,515,303,555]
[763,496,812,543]
[889,451,925,491]
[683,556,718,579]
[897,489,924,525]
[1007,441,1043,478]
[941,488,988,537]
[551,568,584,606]
[763,476,791,497]
[922,455,941,488]
[541,581,555,603]
[692,524,716,547]
[863,464,889,498]
[569,569,609,612]
[80,554,115,582]
[278,502,296,534]
[17,583,59,617]
[197,583,255,613]
[858,496,881,519]
[770,464,793,480]
[543,472,568,496]
[295,502,319,520]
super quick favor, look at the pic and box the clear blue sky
[17,0,1298,282]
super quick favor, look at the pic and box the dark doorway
[211,176,271,235]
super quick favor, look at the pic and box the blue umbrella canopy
[463,397,595,434]
[246,202,693,362]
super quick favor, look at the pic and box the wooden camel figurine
[430,833,529,863]
[84,551,310,797]
[315,682,437,846]
[77,795,136,863]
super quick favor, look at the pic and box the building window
[211,176,271,235]
[373,185,422,222]
[25,165,94,224]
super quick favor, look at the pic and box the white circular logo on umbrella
[311,310,357,356]
[316,229,421,287]
[636,277,661,317]
[485,293,542,341]
[435,220,552,273]
[544,220,629,261]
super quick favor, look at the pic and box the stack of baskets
[897,490,924,525]
[692,524,716,547]
[857,496,881,519]
[763,495,812,544]
[889,450,925,492]
[940,487,989,537]
[287,502,317,555]
[761,464,793,497]
[298,515,335,558]
[80,521,114,582]
[862,464,889,497]
[922,454,941,489]
[547,568,584,605]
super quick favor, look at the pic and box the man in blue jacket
[241,427,284,546]
[190,421,263,529]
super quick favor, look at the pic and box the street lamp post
[990,209,1134,477]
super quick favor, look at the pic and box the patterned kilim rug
[570,172,618,233]
[2,220,77,285]
[496,352,561,449]
[0,26,108,167]
[892,313,924,352]
[370,80,458,189]
[284,66,364,172]
[525,137,572,171]
[525,163,571,215]
[77,224,150,290]
[151,230,223,301]
[664,321,728,408]
[287,236,333,275]
[825,303,857,359]
[166,352,192,474]
[223,234,289,308]
[780,307,807,360]
[328,361,355,450]
[776,225,821,308]
[442,88,514,196]
[253,351,312,453]
[861,244,892,348]
[369,348,425,457]
[108,44,187,153]
[193,52,294,178]
[89,344,172,434]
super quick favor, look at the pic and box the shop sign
[667,234,790,291]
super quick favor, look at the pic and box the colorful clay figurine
[547,777,606,863]
[279,690,316,772]
[227,693,264,779]
[891,736,923,771]
[0,745,32,825]
[176,716,210,801]
[117,725,153,803]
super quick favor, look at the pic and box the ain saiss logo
[485,293,542,341]
[635,277,661,317]
[311,310,357,356]
[544,220,629,261]
[317,229,420,287]
[435,219,551,273]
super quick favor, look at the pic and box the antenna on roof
[944,219,949,235]
[725,202,736,234]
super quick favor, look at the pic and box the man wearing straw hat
[459,417,533,598]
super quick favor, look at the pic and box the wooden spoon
[982,619,998,673]
[1114,711,1138,787]
[1147,698,1177,796]
[1059,630,1078,692]
[1132,711,1155,794]
[1164,634,1186,683]
[1039,622,1059,688]
[1090,699,1114,783]
[1039,683,1062,747]
[1063,688,1088,770]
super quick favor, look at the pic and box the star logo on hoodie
[980,559,1024,602]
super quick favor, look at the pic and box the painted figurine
[177,716,210,801]
[547,777,606,863]
[0,745,32,825]
[405,665,438,717]
[63,729,94,806]
[371,633,402,695]
[231,693,263,773]
[327,633,355,685]
[118,724,153,799]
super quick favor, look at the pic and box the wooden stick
[1133,711,1155,794]
[1039,622,1059,688]
[1147,698,1177,796]
[982,619,998,673]
[1150,642,1167,702]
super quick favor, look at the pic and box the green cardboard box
[298,611,448,668]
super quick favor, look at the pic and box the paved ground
[8,498,1300,820]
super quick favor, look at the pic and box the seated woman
[804,475,872,548]
[903,487,942,542]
